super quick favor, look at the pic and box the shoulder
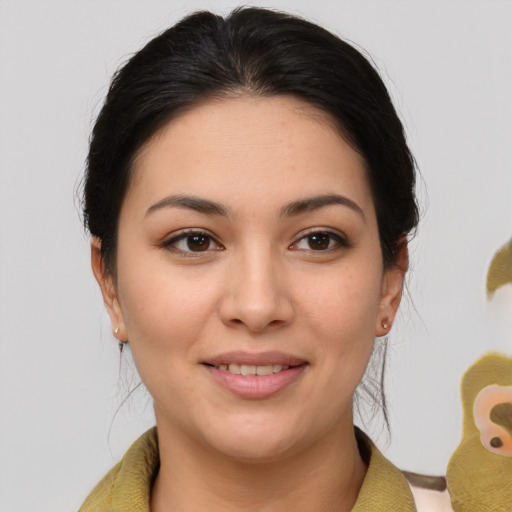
[79,427,159,512]
[78,461,121,511]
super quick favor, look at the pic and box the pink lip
[202,351,308,399]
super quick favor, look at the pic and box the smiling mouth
[202,355,307,398]
[205,363,293,376]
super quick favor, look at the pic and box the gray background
[1,1,511,510]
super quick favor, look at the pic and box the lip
[203,351,307,367]
[202,351,308,399]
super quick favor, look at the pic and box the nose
[219,247,294,333]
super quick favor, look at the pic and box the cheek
[297,264,383,341]
[116,258,220,355]
[296,262,382,395]
[115,264,220,413]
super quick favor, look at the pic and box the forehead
[127,95,374,216]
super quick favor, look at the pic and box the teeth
[256,365,273,376]
[228,363,240,374]
[217,363,291,375]
[240,364,256,376]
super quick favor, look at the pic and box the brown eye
[187,234,211,251]
[164,231,223,255]
[290,230,349,253]
[307,233,330,250]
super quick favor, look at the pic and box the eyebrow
[145,193,365,221]
[145,195,230,217]
[280,194,365,221]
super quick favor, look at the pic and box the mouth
[203,362,299,376]
[201,352,308,399]
[202,351,307,374]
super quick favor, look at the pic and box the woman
[80,7,426,511]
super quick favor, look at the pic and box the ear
[375,238,409,337]
[90,237,127,341]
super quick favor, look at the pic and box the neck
[151,416,366,512]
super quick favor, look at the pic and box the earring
[114,328,127,353]
[381,317,391,332]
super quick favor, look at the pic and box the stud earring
[114,327,127,353]
[381,317,391,331]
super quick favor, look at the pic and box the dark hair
[83,6,418,275]
[84,7,420,431]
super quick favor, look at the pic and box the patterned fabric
[79,427,419,511]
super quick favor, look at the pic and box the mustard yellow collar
[80,427,416,511]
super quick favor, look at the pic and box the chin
[196,411,317,464]
[208,432,298,464]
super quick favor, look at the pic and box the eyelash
[161,229,350,256]
[162,230,224,257]
[289,229,350,252]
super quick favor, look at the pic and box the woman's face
[94,95,405,461]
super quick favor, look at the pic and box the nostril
[219,282,294,332]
